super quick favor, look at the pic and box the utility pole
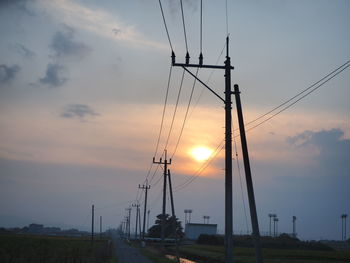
[153,150,171,247]
[172,36,263,263]
[268,214,273,236]
[139,180,151,240]
[100,215,102,239]
[341,214,348,241]
[132,202,140,240]
[91,204,94,245]
[126,207,131,240]
[292,216,297,238]
[233,83,263,261]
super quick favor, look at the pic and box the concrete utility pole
[153,150,171,247]
[341,214,348,241]
[91,204,94,244]
[132,202,140,240]
[139,180,151,240]
[172,36,263,263]
[100,215,102,239]
[126,207,131,239]
[292,216,297,238]
[268,214,274,236]
[273,215,277,237]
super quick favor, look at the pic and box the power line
[180,0,189,53]
[244,59,350,129]
[171,68,199,158]
[173,59,350,191]
[244,62,350,133]
[158,0,173,51]
[153,65,173,159]
[164,69,186,150]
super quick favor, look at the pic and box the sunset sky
[0,0,349,241]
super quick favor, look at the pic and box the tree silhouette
[147,214,184,238]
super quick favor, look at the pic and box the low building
[185,223,217,240]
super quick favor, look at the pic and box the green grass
[167,244,350,263]
[0,234,116,263]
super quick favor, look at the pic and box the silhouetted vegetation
[197,233,334,251]
[0,234,115,263]
[148,214,184,238]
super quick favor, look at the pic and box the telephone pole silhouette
[139,180,151,240]
[153,150,171,247]
[292,216,297,238]
[132,202,140,240]
[172,36,263,263]
[100,215,102,239]
[341,214,348,241]
[126,207,131,239]
[91,204,94,245]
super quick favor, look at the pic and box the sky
[0,0,349,241]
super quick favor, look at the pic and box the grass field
[0,234,117,263]
[166,244,350,263]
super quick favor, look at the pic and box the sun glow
[190,146,213,162]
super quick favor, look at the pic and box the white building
[185,223,217,240]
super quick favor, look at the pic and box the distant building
[185,223,217,240]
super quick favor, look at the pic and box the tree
[148,214,184,238]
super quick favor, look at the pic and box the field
[0,234,117,263]
[165,244,350,263]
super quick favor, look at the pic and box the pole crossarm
[181,66,225,103]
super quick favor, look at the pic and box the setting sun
[190,146,214,162]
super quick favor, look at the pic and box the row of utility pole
[90,204,105,245]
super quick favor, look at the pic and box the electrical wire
[180,0,189,52]
[200,0,203,54]
[158,0,173,51]
[244,62,350,134]
[232,113,250,234]
[174,59,350,191]
[244,59,350,129]
[153,65,173,159]
[164,69,186,151]
[171,68,199,158]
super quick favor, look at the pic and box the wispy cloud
[39,63,66,87]
[61,104,99,121]
[50,25,91,59]
[42,0,167,50]
[0,64,20,86]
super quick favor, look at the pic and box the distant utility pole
[273,215,277,237]
[132,202,140,240]
[153,149,171,247]
[100,216,102,239]
[126,207,131,239]
[172,36,263,263]
[292,216,297,238]
[341,214,348,241]
[139,180,151,240]
[268,214,275,236]
[91,204,94,244]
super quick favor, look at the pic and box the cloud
[42,0,167,50]
[61,104,99,120]
[14,43,35,58]
[288,128,350,176]
[0,0,29,8]
[50,25,91,59]
[39,63,66,87]
[0,64,20,86]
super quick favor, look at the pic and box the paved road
[115,238,155,263]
